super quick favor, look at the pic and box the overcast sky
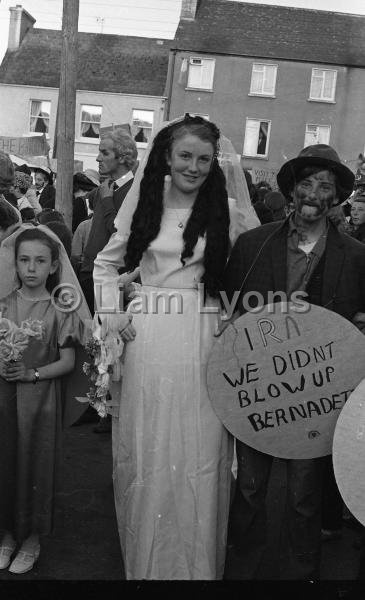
[0,0,364,62]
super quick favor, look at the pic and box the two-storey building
[0,5,170,169]
[168,0,365,186]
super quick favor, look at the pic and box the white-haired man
[79,128,138,314]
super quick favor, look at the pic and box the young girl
[0,225,90,574]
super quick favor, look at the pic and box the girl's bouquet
[77,315,125,418]
[0,315,44,363]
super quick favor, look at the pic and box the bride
[93,114,259,580]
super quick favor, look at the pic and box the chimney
[180,0,200,20]
[8,4,36,52]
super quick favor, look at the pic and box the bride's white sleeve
[93,231,130,314]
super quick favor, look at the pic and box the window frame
[79,104,103,141]
[309,68,337,103]
[29,99,51,137]
[249,63,278,97]
[186,57,215,91]
[304,123,331,147]
[242,118,272,159]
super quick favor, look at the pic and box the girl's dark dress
[0,290,84,541]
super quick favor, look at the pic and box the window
[29,100,51,134]
[187,57,215,90]
[80,105,102,138]
[309,69,337,102]
[131,110,154,144]
[243,119,271,157]
[250,64,277,96]
[304,124,331,147]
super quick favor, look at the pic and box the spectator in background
[2,190,18,210]
[71,187,96,275]
[79,128,137,314]
[11,172,33,211]
[252,185,273,224]
[38,209,65,226]
[72,170,100,233]
[350,191,365,243]
[0,198,20,244]
[264,190,287,221]
[34,167,55,209]
[0,151,21,243]
[14,164,41,214]
[20,207,36,224]
[44,221,72,258]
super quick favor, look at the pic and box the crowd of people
[0,114,365,581]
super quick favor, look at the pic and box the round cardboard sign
[333,379,365,526]
[207,303,365,459]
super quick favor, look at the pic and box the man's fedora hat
[277,144,355,202]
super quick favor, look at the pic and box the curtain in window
[310,71,323,99]
[81,107,101,137]
[263,66,276,94]
[251,66,264,94]
[243,120,260,155]
[30,101,42,132]
[188,60,214,89]
[323,72,335,99]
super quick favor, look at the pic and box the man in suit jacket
[34,167,55,209]
[79,128,137,314]
[222,144,365,580]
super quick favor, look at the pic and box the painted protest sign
[207,303,365,459]
[333,378,365,526]
[0,135,48,157]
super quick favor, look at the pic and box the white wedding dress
[94,207,233,580]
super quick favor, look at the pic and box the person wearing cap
[221,144,365,580]
[34,167,55,210]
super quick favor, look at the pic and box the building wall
[0,84,166,169]
[169,53,365,186]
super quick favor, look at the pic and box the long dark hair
[15,228,61,292]
[124,115,230,297]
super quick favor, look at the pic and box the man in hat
[222,144,365,580]
[34,167,55,210]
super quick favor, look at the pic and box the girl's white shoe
[0,541,17,570]
[8,545,40,574]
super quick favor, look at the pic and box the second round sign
[207,303,365,459]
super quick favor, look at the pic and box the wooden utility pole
[55,0,79,229]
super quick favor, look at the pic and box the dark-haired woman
[94,115,258,580]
